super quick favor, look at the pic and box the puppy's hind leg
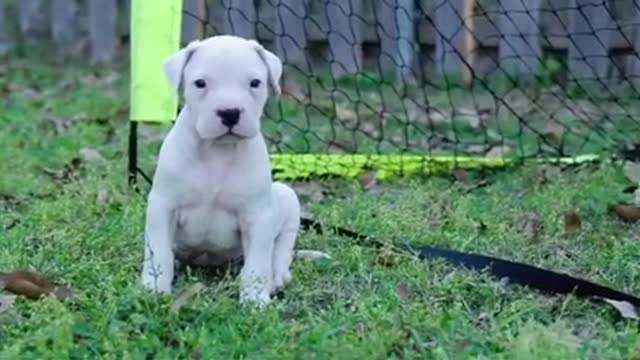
[270,182,299,294]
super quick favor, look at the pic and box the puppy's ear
[251,41,283,96]
[164,40,201,91]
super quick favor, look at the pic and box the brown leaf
[171,282,206,314]
[609,204,640,222]
[602,298,639,320]
[326,141,354,154]
[0,271,75,301]
[485,145,511,159]
[358,169,378,190]
[41,157,84,183]
[292,182,328,203]
[374,246,401,268]
[564,208,582,235]
[523,212,544,242]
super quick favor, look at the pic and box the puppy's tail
[294,249,332,261]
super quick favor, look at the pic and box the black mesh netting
[177,0,640,164]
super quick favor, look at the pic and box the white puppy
[140,35,327,308]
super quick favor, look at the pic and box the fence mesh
[175,0,640,173]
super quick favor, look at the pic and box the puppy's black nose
[217,108,241,128]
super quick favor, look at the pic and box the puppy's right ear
[164,40,201,91]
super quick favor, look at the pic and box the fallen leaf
[374,246,401,267]
[41,156,84,184]
[326,141,354,154]
[609,204,640,222]
[523,211,544,242]
[485,145,511,159]
[602,298,639,320]
[358,169,378,190]
[291,182,328,203]
[0,271,75,301]
[171,282,206,314]
[623,162,640,184]
[96,189,110,208]
[79,148,105,162]
[564,208,582,235]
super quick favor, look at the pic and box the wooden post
[0,0,11,55]
[88,0,118,64]
[376,0,416,82]
[326,0,363,78]
[50,0,80,49]
[567,0,613,89]
[17,0,47,44]
[183,0,206,43]
[498,0,542,79]
[274,0,307,70]
[222,0,257,39]
[434,0,466,81]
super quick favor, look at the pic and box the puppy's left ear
[252,42,283,96]
[164,40,201,91]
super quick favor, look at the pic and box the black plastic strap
[300,217,640,308]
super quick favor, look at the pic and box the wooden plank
[433,0,466,78]
[0,0,11,55]
[376,0,417,80]
[273,0,308,69]
[17,0,47,42]
[498,0,543,78]
[50,0,80,48]
[183,0,206,43]
[567,0,613,85]
[88,0,118,63]
[221,0,257,39]
[326,0,363,77]
[627,6,640,86]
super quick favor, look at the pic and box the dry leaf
[523,212,544,242]
[79,148,105,162]
[375,246,401,267]
[0,271,75,301]
[609,204,640,222]
[41,157,84,183]
[602,298,639,320]
[171,282,206,314]
[358,169,378,190]
[564,208,582,235]
[485,145,511,159]
[326,141,354,154]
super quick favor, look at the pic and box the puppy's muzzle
[217,108,242,129]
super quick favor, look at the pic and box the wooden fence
[2,0,640,85]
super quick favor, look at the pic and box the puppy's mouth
[216,131,247,141]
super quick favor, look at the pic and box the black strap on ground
[300,217,640,310]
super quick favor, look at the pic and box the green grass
[2,58,640,359]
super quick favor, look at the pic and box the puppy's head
[164,35,282,143]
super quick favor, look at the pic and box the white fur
[140,35,329,308]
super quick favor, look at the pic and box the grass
[2,58,640,359]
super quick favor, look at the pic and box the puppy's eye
[250,79,261,88]
[194,79,206,88]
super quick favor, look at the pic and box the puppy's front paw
[239,288,271,309]
[140,272,173,295]
[271,265,292,294]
